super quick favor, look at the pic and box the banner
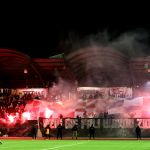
[17,88,48,99]
[77,87,132,100]
[109,87,132,99]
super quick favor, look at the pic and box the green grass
[0,140,150,150]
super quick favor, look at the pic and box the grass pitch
[0,139,150,150]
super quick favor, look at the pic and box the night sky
[0,4,150,58]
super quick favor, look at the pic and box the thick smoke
[2,31,150,137]
[110,29,150,57]
[45,77,78,117]
[64,29,150,118]
[22,30,150,122]
[67,29,150,86]
[20,30,150,122]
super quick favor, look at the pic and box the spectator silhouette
[31,124,38,140]
[57,124,63,139]
[45,124,51,140]
[135,125,141,140]
[72,124,78,139]
[89,124,95,139]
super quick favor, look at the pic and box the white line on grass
[42,141,88,150]
[0,147,9,149]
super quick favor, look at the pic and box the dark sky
[0,4,150,58]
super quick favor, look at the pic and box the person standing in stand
[57,124,63,139]
[89,124,95,139]
[72,124,78,139]
[31,124,38,140]
[135,125,141,140]
[45,124,51,140]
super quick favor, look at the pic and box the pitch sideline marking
[42,141,89,150]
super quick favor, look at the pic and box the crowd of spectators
[0,90,45,119]
[78,91,103,100]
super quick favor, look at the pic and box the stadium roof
[0,49,75,88]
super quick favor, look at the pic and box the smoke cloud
[2,29,150,127]
[64,29,150,118]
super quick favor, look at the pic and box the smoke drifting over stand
[1,30,150,131]
[65,30,150,87]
